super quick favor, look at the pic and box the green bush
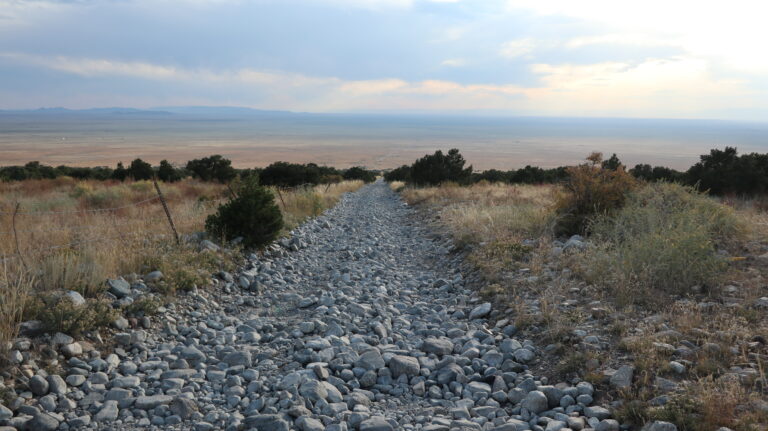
[343,166,376,183]
[205,178,283,249]
[186,155,237,183]
[410,148,472,186]
[24,294,117,336]
[585,182,744,299]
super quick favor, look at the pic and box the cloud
[440,58,466,67]
[507,0,768,73]
[526,57,753,117]
[565,34,675,49]
[499,38,536,58]
[0,52,527,110]
[1,0,767,119]
[339,79,407,95]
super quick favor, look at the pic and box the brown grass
[397,177,768,429]
[0,177,363,344]
[401,182,556,244]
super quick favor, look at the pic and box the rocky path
[4,181,616,431]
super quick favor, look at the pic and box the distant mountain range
[0,106,299,117]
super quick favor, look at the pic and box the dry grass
[388,181,406,192]
[276,180,364,230]
[401,182,556,286]
[398,178,768,429]
[575,183,746,304]
[0,177,363,344]
[401,182,556,244]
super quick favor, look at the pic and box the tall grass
[578,182,745,302]
[401,182,557,279]
[0,267,32,354]
[0,177,363,343]
[275,180,363,230]
[401,181,556,243]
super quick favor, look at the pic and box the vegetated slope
[3,181,619,431]
[400,180,768,430]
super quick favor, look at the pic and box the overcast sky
[1,0,767,120]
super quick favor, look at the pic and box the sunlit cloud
[440,58,466,67]
[526,57,752,117]
[499,38,536,59]
[0,0,766,119]
[507,0,768,73]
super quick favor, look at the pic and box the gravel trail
[4,181,612,431]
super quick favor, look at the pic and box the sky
[1,0,767,121]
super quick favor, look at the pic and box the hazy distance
[2,108,767,171]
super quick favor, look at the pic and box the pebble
[0,182,618,431]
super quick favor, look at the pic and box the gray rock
[63,290,86,306]
[145,270,163,282]
[223,351,252,367]
[181,345,207,362]
[513,348,535,363]
[245,414,289,431]
[29,375,49,396]
[112,316,129,330]
[170,397,197,419]
[642,421,678,431]
[545,421,567,431]
[68,416,92,427]
[297,416,325,431]
[422,338,454,356]
[199,239,220,252]
[584,405,611,420]
[46,375,66,395]
[107,278,131,298]
[18,320,44,337]
[355,349,385,371]
[135,395,173,410]
[389,355,420,377]
[469,302,492,319]
[360,370,377,388]
[298,380,327,402]
[610,365,634,390]
[26,412,59,431]
[66,374,86,386]
[0,404,12,420]
[61,343,82,358]
[94,400,119,422]
[596,419,620,431]
[360,416,394,431]
[521,390,548,414]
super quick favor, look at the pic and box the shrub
[343,166,376,183]
[384,165,411,182]
[687,147,768,195]
[124,296,162,317]
[112,162,129,181]
[410,148,472,186]
[24,294,117,336]
[259,162,324,187]
[630,164,685,182]
[205,177,283,249]
[583,182,744,300]
[128,158,154,181]
[554,152,637,235]
[157,160,183,182]
[186,155,237,183]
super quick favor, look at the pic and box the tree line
[0,156,378,187]
[384,147,768,196]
